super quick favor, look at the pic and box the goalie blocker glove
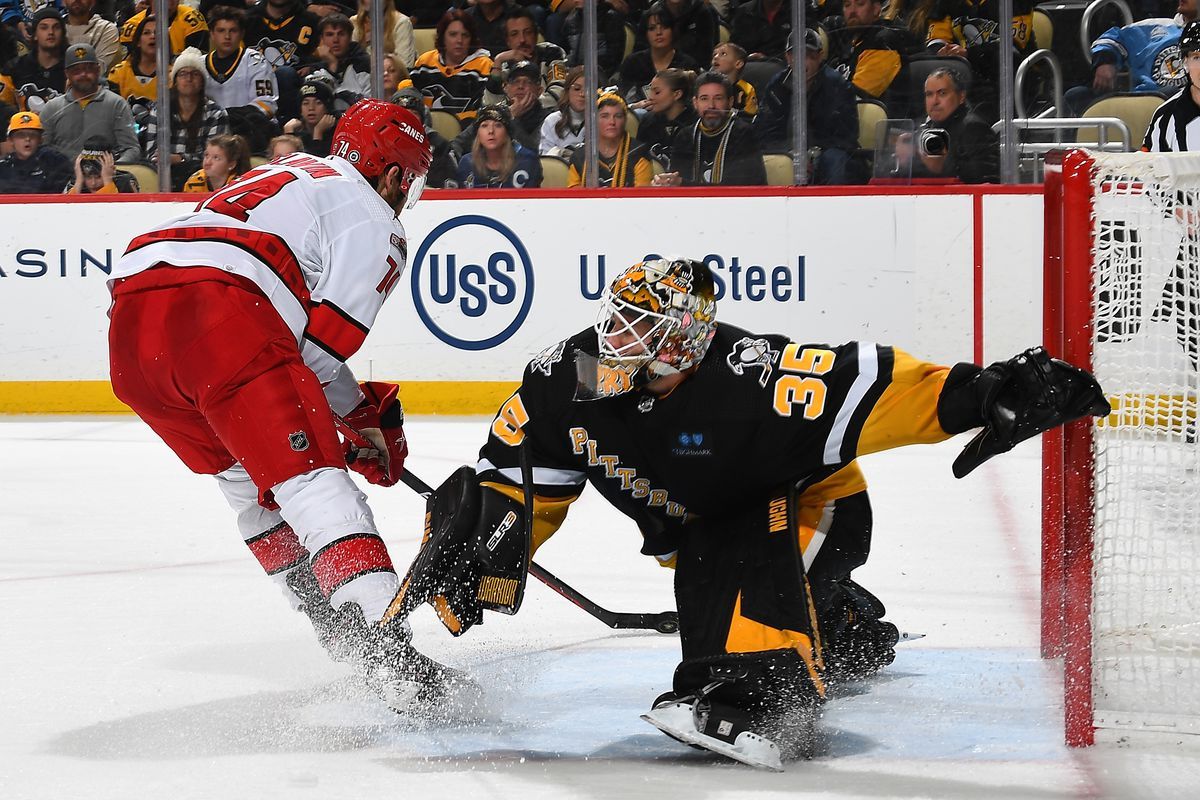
[938,347,1111,478]
[384,466,531,634]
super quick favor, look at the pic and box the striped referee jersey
[1142,86,1200,151]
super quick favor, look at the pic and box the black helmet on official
[1182,20,1200,57]
[593,258,718,393]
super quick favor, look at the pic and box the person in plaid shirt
[144,47,230,191]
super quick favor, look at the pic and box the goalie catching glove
[339,381,408,486]
[383,466,531,635]
[938,346,1111,478]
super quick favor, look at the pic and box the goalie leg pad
[938,346,1112,478]
[387,466,531,636]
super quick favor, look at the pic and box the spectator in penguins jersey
[488,7,566,92]
[1066,13,1194,117]
[107,13,159,104]
[10,7,68,105]
[1145,19,1200,151]
[205,6,279,120]
[538,64,586,156]
[653,70,765,186]
[119,0,209,56]
[245,0,321,124]
[182,131,251,191]
[409,9,494,122]
[632,68,697,166]
[567,91,655,187]
[710,42,757,118]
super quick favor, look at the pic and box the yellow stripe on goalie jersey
[480,481,580,555]
[856,348,954,456]
[725,592,827,699]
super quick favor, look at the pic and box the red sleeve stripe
[310,533,395,597]
[304,301,369,362]
[125,226,311,308]
[244,523,308,575]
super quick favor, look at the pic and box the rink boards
[0,187,1042,414]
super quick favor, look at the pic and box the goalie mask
[579,258,718,399]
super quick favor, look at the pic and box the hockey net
[1044,150,1200,747]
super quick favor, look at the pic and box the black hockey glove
[939,346,1111,478]
[386,466,530,636]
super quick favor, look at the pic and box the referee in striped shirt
[1143,21,1200,151]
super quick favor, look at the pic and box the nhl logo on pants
[289,431,310,452]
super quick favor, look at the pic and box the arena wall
[0,186,1043,414]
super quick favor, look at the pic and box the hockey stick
[397,469,680,634]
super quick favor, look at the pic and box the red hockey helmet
[332,99,433,208]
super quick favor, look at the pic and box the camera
[918,127,950,157]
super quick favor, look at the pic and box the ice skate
[642,691,784,771]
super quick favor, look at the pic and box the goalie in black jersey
[386,257,1109,769]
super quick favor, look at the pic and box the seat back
[762,153,794,186]
[857,99,888,151]
[121,162,164,192]
[429,109,464,139]
[540,154,571,187]
[1077,92,1167,148]
[1032,9,1053,49]
[413,27,436,58]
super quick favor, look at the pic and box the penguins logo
[726,337,779,387]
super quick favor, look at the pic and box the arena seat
[762,153,794,186]
[1076,93,1167,149]
[429,109,463,139]
[540,155,571,188]
[857,99,888,152]
[121,162,164,192]
[413,27,436,57]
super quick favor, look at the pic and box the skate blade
[641,704,784,772]
[897,631,926,643]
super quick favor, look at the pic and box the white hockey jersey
[205,45,279,117]
[110,153,409,416]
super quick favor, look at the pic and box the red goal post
[1044,149,1200,747]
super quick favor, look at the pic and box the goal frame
[1042,149,1102,748]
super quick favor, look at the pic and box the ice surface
[2,418,1197,799]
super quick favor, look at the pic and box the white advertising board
[0,192,1041,394]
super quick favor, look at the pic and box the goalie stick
[397,470,680,634]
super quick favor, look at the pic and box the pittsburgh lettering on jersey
[767,495,789,533]
[568,426,686,518]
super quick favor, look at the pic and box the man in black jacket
[757,29,861,184]
[654,70,766,185]
[894,67,998,183]
[0,111,73,194]
[729,0,791,60]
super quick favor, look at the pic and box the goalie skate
[641,699,784,771]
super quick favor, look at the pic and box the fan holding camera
[892,67,998,183]
[66,136,139,194]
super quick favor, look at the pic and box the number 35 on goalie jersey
[476,325,953,548]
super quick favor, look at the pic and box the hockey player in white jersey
[107,99,472,714]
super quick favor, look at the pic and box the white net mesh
[1088,152,1200,736]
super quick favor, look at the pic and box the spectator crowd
[0,0,1191,193]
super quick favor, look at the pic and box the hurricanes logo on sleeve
[727,337,779,387]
